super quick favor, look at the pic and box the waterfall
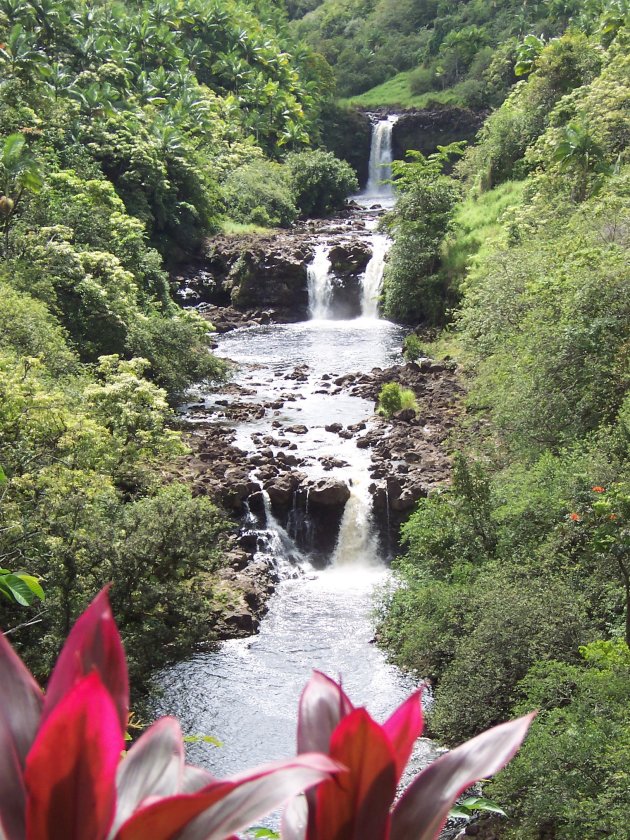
[332,478,380,567]
[360,233,389,318]
[307,245,334,319]
[365,115,398,199]
[259,491,305,575]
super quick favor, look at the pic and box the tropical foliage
[379,10,630,838]
[289,0,624,107]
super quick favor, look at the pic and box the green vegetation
[0,0,347,688]
[381,144,463,323]
[290,0,618,109]
[340,71,471,109]
[379,11,630,838]
[377,382,419,418]
[287,149,358,215]
[402,333,424,362]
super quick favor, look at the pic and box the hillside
[291,0,620,109]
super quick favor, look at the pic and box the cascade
[332,477,380,567]
[307,244,334,319]
[360,233,389,318]
[260,491,305,575]
[365,115,398,199]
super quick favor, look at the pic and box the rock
[286,424,308,435]
[307,478,351,507]
[264,471,307,510]
[393,408,417,423]
[328,241,372,274]
[325,422,343,433]
[392,107,485,165]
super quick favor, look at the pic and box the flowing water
[364,115,398,204]
[150,116,437,791]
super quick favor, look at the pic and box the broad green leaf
[0,574,37,606]
[448,806,472,819]
[3,133,26,163]
[16,575,45,601]
[460,796,506,815]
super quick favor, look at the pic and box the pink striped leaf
[117,754,342,840]
[390,712,536,840]
[0,631,43,765]
[108,717,185,838]
[297,671,354,755]
[25,672,124,840]
[382,689,423,783]
[314,708,397,840]
[43,588,128,731]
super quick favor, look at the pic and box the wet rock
[307,478,351,507]
[325,422,343,433]
[285,424,308,435]
[328,241,372,274]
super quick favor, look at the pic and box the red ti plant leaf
[43,587,128,730]
[108,717,185,838]
[297,671,354,755]
[0,708,27,840]
[382,689,423,783]
[297,671,355,838]
[390,712,536,840]
[314,708,397,840]
[0,630,43,765]
[115,754,342,840]
[24,671,124,840]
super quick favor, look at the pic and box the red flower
[285,671,534,840]
[569,512,581,521]
[592,486,605,493]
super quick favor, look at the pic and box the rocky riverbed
[172,351,463,638]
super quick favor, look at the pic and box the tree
[0,133,42,256]
[381,147,463,323]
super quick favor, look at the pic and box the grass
[441,180,526,282]
[220,220,274,236]
[340,71,467,110]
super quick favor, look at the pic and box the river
[149,118,437,793]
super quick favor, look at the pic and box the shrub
[402,333,424,362]
[286,150,358,217]
[223,160,297,228]
[377,382,419,418]
[409,66,436,96]
[488,641,630,839]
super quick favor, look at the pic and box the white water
[365,115,398,201]
[307,244,334,319]
[306,230,390,321]
[332,475,380,567]
[361,232,389,318]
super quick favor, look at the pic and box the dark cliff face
[391,106,485,161]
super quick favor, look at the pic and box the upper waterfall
[364,115,398,201]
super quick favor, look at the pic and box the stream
[150,117,438,791]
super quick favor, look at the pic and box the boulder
[307,478,351,507]
[328,241,372,274]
